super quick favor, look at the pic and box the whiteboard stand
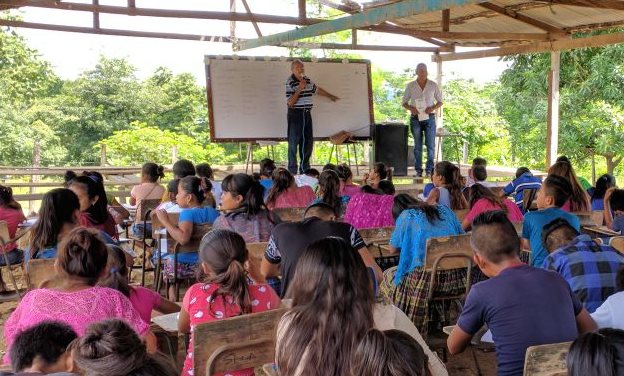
[244,142,255,174]
[245,141,279,174]
[328,140,360,176]
[257,141,278,161]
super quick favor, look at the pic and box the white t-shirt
[591,291,624,330]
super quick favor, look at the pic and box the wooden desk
[524,341,570,376]
[152,312,186,368]
[582,226,619,239]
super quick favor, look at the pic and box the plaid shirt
[543,234,624,313]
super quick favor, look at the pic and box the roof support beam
[236,0,486,51]
[442,9,450,31]
[396,30,550,40]
[298,0,306,20]
[436,31,624,61]
[279,41,440,52]
[240,0,262,37]
[479,2,566,35]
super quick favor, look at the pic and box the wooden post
[100,144,107,166]
[92,0,100,30]
[298,0,306,20]
[435,52,444,162]
[546,50,560,168]
[30,139,41,213]
[171,146,178,164]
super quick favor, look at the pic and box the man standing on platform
[402,63,443,177]
[286,59,339,174]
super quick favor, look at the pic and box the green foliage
[98,122,236,166]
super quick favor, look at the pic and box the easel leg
[245,142,254,174]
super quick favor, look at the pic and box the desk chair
[26,258,57,290]
[151,212,180,292]
[0,221,28,299]
[128,199,161,286]
[522,188,538,213]
[523,341,571,376]
[193,307,288,376]
[167,223,213,301]
[359,227,397,271]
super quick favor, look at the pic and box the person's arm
[576,308,598,333]
[316,86,339,102]
[426,188,440,205]
[286,78,306,108]
[261,258,280,279]
[461,217,472,232]
[155,209,193,245]
[447,325,473,355]
[261,236,282,279]
[387,245,400,255]
[357,246,382,283]
[155,298,181,315]
[605,187,615,228]
[144,330,158,353]
[178,307,191,334]
[129,186,138,206]
[521,238,531,251]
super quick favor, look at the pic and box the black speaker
[374,123,408,176]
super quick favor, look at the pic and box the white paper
[415,98,429,121]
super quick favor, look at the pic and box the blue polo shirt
[522,207,581,267]
[503,173,542,210]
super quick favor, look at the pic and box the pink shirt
[465,198,524,225]
[0,206,25,252]
[344,192,394,229]
[267,186,315,210]
[341,183,361,197]
[3,286,148,363]
[182,282,281,376]
[131,182,165,219]
[129,286,162,324]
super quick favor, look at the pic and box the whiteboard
[205,56,374,141]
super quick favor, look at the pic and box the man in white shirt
[402,63,443,178]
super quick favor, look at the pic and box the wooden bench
[523,341,571,376]
[193,307,288,376]
[358,226,394,245]
[272,207,306,222]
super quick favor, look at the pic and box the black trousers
[287,108,313,174]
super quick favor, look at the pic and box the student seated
[161,159,196,202]
[154,176,219,298]
[548,160,591,212]
[275,237,447,376]
[604,188,624,235]
[4,228,150,359]
[0,185,26,290]
[344,185,395,229]
[66,171,118,240]
[130,163,165,236]
[99,245,180,325]
[258,158,276,194]
[336,163,360,197]
[351,329,431,376]
[28,189,80,259]
[470,165,496,188]
[3,321,77,376]
[312,170,349,217]
[266,168,315,210]
[501,167,542,212]
[379,194,464,336]
[71,319,176,376]
[214,173,279,242]
[447,211,596,376]
[426,161,468,210]
[591,267,624,330]
[542,218,624,313]
[155,179,182,213]
[465,157,487,187]
[591,173,615,211]
[179,229,280,376]
[262,203,382,297]
[363,162,392,191]
[567,328,624,376]
[556,155,593,190]
[462,184,523,231]
[521,175,581,267]
[196,162,222,207]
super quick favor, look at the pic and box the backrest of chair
[0,221,10,245]
[176,223,213,254]
[26,258,57,290]
[137,199,161,221]
[246,242,268,266]
[611,237,624,254]
[523,188,538,212]
[272,207,305,222]
[572,212,597,227]
[591,210,604,226]
[151,212,180,229]
[358,227,394,244]
[424,234,473,270]
[453,209,469,223]
[193,307,288,376]
[523,341,571,376]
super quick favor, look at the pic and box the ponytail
[199,177,216,208]
[221,173,268,219]
[99,245,131,297]
[434,161,467,210]
[179,176,205,204]
[318,170,343,215]
[266,168,294,208]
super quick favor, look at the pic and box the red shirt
[0,206,26,252]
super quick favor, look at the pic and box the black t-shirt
[265,217,365,298]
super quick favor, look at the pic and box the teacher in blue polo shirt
[286,59,339,174]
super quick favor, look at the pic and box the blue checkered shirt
[543,234,624,313]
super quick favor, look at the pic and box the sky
[7,0,510,84]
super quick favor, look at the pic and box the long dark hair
[221,173,268,219]
[434,161,467,210]
[141,163,165,183]
[98,245,131,297]
[0,184,20,210]
[567,328,624,376]
[30,188,80,258]
[179,176,206,204]
[468,184,507,213]
[593,174,616,201]
[277,237,375,376]
[71,319,177,376]
[318,170,343,215]
[56,227,109,286]
[199,229,252,316]
[68,172,109,224]
[351,329,431,376]
[336,164,353,183]
[392,193,441,223]
[548,161,590,212]
[373,162,393,181]
[266,168,295,208]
